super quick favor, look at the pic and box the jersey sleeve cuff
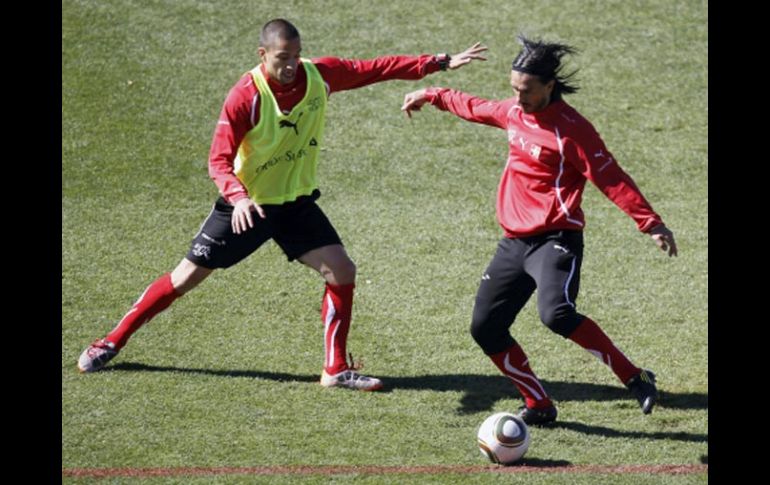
[226,192,250,205]
[639,218,664,233]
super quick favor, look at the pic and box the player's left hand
[401,88,430,118]
[649,224,678,257]
[449,42,488,69]
[231,198,265,234]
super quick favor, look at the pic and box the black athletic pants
[470,230,586,355]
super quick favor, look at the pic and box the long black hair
[511,35,579,100]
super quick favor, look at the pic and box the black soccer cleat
[625,369,658,414]
[517,404,558,425]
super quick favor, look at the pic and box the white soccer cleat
[320,369,383,391]
[77,339,119,373]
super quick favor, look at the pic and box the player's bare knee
[340,259,357,281]
[171,259,213,294]
[324,259,356,285]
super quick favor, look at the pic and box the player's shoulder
[552,101,598,136]
[311,56,341,65]
[234,71,259,93]
[311,56,360,72]
[224,71,259,102]
[497,96,518,112]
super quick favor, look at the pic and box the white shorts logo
[192,243,211,260]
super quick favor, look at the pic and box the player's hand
[231,198,265,234]
[449,42,488,70]
[649,223,678,257]
[401,89,430,119]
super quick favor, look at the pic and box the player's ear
[545,79,556,95]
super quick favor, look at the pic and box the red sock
[490,343,553,409]
[569,317,641,384]
[321,282,354,375]
[105,273,181,350]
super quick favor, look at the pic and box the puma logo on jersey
[598,157,614,172]
[279,112,304,135]
[508,130,541,159]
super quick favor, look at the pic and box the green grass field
[62,0,707,482]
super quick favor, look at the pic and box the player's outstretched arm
[448,42,488,70]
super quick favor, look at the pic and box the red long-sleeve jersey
[425,88,663,237]
[209,55,442,204]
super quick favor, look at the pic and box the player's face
[510,71,555,113]
[259,36,302,85]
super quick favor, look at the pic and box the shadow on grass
[551,421,707,443]
[110,362,318,383]
[438,375,709,415]
[108,362,707,442]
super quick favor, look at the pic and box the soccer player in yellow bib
[77,19,487,391]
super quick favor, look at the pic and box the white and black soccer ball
[477,412,530,465]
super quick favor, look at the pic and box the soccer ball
[477,412,530,465]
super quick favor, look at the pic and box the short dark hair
[511,34,579,99]
[259,18,300,48]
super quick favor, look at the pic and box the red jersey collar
[515,98,566,123]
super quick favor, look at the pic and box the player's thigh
[272,201,343,263]
[186,198,273,269]
[525,231,584,327]
[472,238,536,329]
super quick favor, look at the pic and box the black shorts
[186,190,343,269]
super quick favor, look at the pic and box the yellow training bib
[234,59,327,205]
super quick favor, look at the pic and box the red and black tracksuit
[424,88,663,409]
